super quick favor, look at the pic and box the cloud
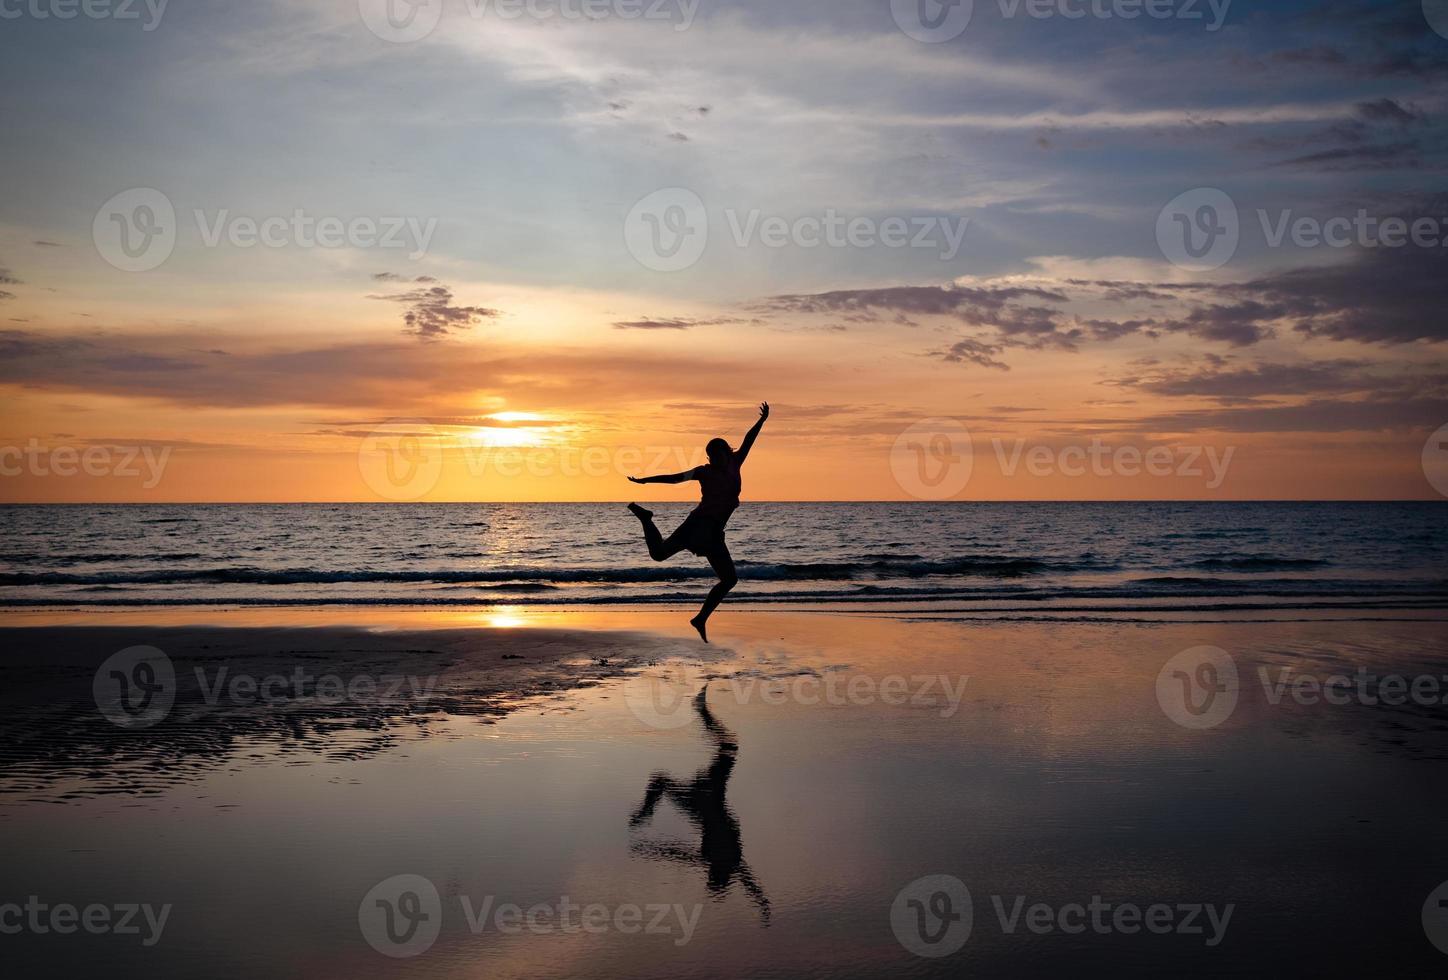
[611,316,743,331]
[935,337,1009,371]
[1232,240,1447,345]
[1106,359,1391,402]
[367,281,502,339]
[0,328,790,413]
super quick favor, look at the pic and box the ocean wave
[1188,555,1330,571]
[0,555,1094,587]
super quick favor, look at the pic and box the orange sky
[0,268,1438,502]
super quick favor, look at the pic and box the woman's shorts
[673,510,727,557]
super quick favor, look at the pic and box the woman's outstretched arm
[735,402,769,466]
[629,469,699,485]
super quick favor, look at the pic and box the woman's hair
[705,438,733,463]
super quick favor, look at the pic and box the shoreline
[1,600,1445,630]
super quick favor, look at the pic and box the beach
[4,606,1447,977]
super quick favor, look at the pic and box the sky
[1,0,1446,501]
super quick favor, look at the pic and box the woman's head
[705,438,733,465]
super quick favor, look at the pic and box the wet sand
[2,608,1447,977]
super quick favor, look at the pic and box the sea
[2,501,1444,615]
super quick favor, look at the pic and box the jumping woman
[627,402,768,642]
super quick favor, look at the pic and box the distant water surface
[1,502,1444,613]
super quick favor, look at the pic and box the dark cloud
[1274,140,1421,171]
[1233,240,1447,345]
[1107,359,1385,401]
[935,337,1009,371]
[0,267,20,286]
[1354,98,1423,126]
[1129,396,1448,434]
[614,318,690,330]
[0,329,774,412]
[756,284,1080,363]
[368,282,501,339]
[612,316,742,331]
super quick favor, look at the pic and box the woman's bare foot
[689,614,709,643]
[627,503,653,520]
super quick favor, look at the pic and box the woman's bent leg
[690,544,737,642]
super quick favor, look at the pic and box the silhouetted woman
[627,402,768,642]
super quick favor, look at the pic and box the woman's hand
[628,476,645,484]
[758,401,769,421]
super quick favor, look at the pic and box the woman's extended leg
[689,543,737,643]
[629,504,688,561]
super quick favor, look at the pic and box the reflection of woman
[627,403,768,642]
[628,688,770,923]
